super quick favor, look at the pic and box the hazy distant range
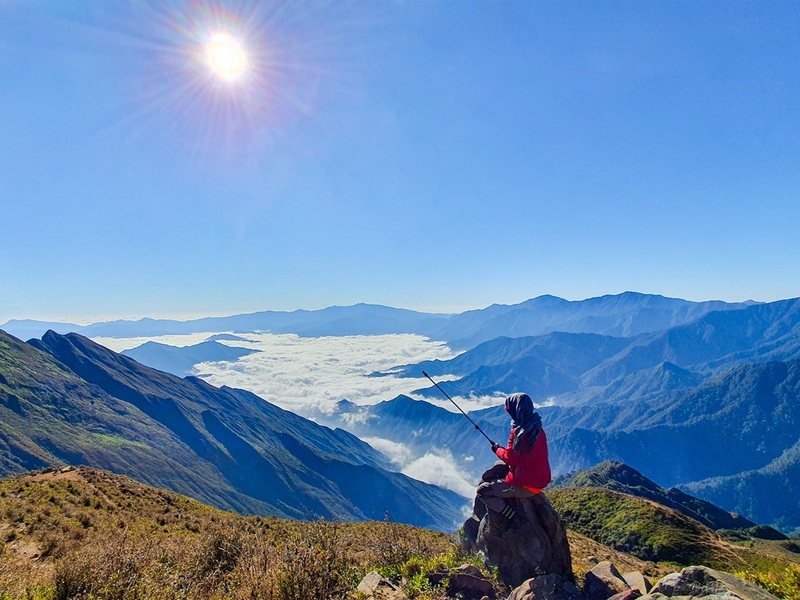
[2,292,756,345]
[0,292,761,419]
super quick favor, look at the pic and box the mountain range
[325,299,800,532]
[121,339,259,377]
[0,329,463,530]
[4,292,800,534]
[0,292,756,348]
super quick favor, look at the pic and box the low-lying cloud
[362,437,476,499]
[401,449,477,499]
[95,332,465,417]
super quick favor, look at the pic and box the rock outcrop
[642,565,779,600]
[463,462,572,588]
[584,562,631,599]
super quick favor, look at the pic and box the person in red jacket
[475,392,551,521]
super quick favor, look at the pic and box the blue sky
[2,0,799,323]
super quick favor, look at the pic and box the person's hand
[490,441,500,453]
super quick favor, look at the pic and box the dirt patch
[28,466,85,484]
[6,539,42,560]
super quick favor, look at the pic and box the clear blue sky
[3,0,799,323]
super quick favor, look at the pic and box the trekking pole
[422,371,495,444]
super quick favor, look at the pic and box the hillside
[683,440,800,534]
[401,298,800,408]
[330,356,800,531]
[433,292,756,349]
[1,467,797,600]
[551,461,758,532]
[121,339,259,377]
[0,330,464,530]
[0,466,455,599]
[547,486,800,577]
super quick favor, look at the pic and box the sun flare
[205,32,248,81]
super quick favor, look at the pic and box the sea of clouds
[94,331,503,498]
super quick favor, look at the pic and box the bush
[736,565,800,600]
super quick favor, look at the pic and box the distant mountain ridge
[122,339,259,377]
[0,292,759,348]
[0,329,463,530]
[401,298,800,405]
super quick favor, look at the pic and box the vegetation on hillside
[3,467,800,599]
[549,486,800,599]
[0,467,494,600]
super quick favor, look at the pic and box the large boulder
[584,561,631,599]
[642,566,779,600]
[466,491,572,588]
[428,564,497,600]
[507,574,582,600]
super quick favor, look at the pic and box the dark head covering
[504,392,542,452]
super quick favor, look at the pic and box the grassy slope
[0,467,455,600]
[549,487,800,578]
[2,468,798,600]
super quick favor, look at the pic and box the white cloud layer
[95,332,463,417]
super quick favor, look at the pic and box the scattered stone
[585,561,631,599]
[622,571,652,595]
[448,571,495,599]
[428,564,495,599]
[455,564,485,578]
[357,571,407,600]
[608,590,642,600]
[506,574,583,600]
[643,566,780,600]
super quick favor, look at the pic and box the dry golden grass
[3,468,798,600]
[0,467,462,600]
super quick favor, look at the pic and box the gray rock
[448,572,495,598]
[585,561,631,599]
[356,570,408,599]
[469,492,572,588]
[622,572,653,595]
[608,591,642,600]
[643,566,779,600]
[507,574,583,600]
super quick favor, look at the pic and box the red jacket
[495,427,551,490]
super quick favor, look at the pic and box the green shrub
[736,565,800,600]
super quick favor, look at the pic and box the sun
[205,32,248,81]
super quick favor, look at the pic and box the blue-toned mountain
[404,298,800,405]
[1,293,755,349]
[330,357,800,531]
[122,340,259,377]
